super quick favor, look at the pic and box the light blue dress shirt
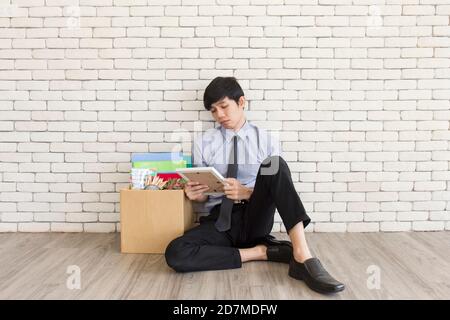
[192,120,281,213]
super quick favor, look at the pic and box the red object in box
[157,173,183,181]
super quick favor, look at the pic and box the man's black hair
[203,77,245,111]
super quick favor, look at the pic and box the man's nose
[216,108,225,117]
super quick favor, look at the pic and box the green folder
[183,155,192,168]
[132,160,187,172]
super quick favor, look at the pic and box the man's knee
[164,237,195,273]
[260,155,288,176]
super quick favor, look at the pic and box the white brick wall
[1,1,449,233]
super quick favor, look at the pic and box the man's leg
[240,155,344,293]
[239,244,267,262]
[241,156,311,251]
[165,220,241,273]
[288,220,313,263]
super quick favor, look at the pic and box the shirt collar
[220,119,251,143]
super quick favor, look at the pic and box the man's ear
[238,96,246,109]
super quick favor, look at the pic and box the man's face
[210,96,245,130]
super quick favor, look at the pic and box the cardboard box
[120,189,195,254]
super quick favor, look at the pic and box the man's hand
[223,178,253,201]
[184,181,209,202]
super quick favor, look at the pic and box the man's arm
[243,187,253,201]
[223,178,254,201]
[184,181,210,202]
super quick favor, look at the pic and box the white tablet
[176,167,227,195]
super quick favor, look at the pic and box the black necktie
[215,135,238,232]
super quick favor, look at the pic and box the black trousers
[165,156,311,272]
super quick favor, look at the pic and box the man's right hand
[184,181,209,202]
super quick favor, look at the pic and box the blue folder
[131,152,192,169]
[131,152,184,162]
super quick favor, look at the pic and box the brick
[66,212,97,223]
[347,222,379,232]
[18,223,50,232]
[84,223,116,232]
[130,6,164,17]
[112,17,145,27]
[412,221,445,231]
[2,212,33,222]
[0,223,17,232]
[380,222,411,232]
[51,223,83,232]
[314,223,347,232]
[397,211,429,221]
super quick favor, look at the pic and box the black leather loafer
[257,235,293,264]
[289,257,345,294]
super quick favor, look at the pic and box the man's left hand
[223,178,252,201]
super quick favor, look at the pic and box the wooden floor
[0,231,449,300]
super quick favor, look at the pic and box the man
[165,77,345,294]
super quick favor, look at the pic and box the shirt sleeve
[268,132,281,157]
[192,133,208,167]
